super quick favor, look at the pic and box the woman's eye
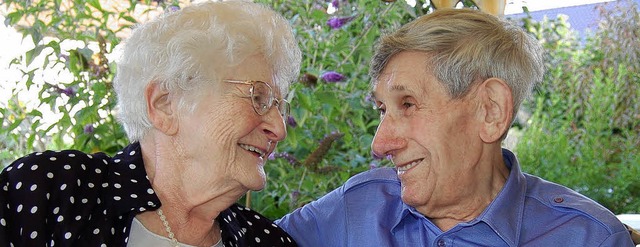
[375,103,386,116]
[402,102,414,109]
[378,108,386,116]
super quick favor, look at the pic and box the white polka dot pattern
[217,204,297,247]
[0,143,159,246]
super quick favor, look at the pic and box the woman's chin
[244,174,267,191]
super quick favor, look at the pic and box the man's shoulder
[342,167,400,193]
[523,173,627,233]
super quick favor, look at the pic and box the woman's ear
[145,82,179,136]
[477,78,513,143]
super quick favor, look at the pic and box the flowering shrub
[248,0,443,217]
[1,0,637,219]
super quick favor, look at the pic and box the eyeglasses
[224,79,290,119]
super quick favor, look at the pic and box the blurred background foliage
[0,0,638,219]
[515,0,640,214]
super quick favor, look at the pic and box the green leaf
[28,110,43,118]
[87,0,104,12]
[122,15,137,24]
[5,11,24,27]
[297,90,312,111]
[26,134,36,150]
[316,91,340,108]
[25,46,45,66]
[47,40,61,54]
[7,118,23,132]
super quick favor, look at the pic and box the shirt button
[437,239,446,247]
[554,197,564,203]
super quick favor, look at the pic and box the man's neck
[424,147,510,231]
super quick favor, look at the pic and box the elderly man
[276,8,634,247]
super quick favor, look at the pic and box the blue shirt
[276,149,634,247]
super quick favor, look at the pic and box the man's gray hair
[370,8,544,122]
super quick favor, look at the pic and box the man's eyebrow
[370,84,410,101]
[388,84,406,91]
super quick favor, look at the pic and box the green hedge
[515,0,640,214]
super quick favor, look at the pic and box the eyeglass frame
[223,79,290,119]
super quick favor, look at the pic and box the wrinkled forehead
[371,77,423,104]
[226,53,278,83]
[372,72,403,96]
[371,54,430,100]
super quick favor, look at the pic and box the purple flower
[272,152,300,166]
[320,71,345,83]
[365,94,373,103]
[89,62,109,78]
[326,16,355,29]
[289,189,301,208]
[369,162,378,170]
[290,190,300,202]
[365,94,377,108]
[331,0,340,8]
[83,124,94,134]
[56,87,76,97]
[166,5,180,13]
[324,130,340,138]
[268,153,276,160]
[286,116,297,128]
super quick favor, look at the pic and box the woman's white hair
[114,0,301,142]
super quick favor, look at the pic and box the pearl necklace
[157,208,180,247]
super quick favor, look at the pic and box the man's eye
[402,101,417,116]
[402,102,414,109]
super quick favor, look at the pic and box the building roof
[506,0,640,37]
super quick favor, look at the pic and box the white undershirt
[128,217,224,247]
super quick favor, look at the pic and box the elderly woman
[0,1,301,246]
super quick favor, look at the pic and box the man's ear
[145,82,178,136]
[477,78,513,143]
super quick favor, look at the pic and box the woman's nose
[261,107,287,142]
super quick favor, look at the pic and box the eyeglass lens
[251,82,289,118]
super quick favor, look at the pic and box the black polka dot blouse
[0,142,297,247]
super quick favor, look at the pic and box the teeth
[397,160,421,176]
[239,144,265,157]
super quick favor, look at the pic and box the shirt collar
[392,203,440,235]
[393,203,414,231]
[107,142,162,215]
[474,148,526,246]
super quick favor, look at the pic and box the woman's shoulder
[2,149,110,183]
[0,149,129,246]
[0,149,112,212]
